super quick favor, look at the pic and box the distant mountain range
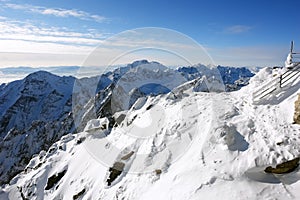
[0,66,80,75]
[0,66,118,84]
[0,60,255,186]
[0,64,257,84]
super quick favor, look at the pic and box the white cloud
[0,3,110,68]
[0,20,105,45]
[0,20,280,68]
[0,39,93,54]
[0,19,107,67]
[0,52,89,68]
[225,25,252,34]
[5,3,107,23]
[0,26,214,67]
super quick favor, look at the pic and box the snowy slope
[1,66,300,200]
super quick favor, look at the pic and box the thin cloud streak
[0,20,106,45]
[5,3,107,23]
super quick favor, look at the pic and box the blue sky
[0,0,300,67]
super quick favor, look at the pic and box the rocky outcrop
[45,169,67,190]
[107,162,125,186]
[264,157,300,174]
[294,94,300,124]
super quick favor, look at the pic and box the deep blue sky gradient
[1,0,300,67]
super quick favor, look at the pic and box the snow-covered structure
[285,52,293,68]
[285,41,300,69]
[253,42,300,103]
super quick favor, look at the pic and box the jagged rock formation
[177,64,255,91]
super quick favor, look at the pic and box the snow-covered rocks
[0,60,269,199]
[84,118,110,132]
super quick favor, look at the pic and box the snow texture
[1,63,300,200]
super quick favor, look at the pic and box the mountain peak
[128,60,150,68]
[26,70,56,77]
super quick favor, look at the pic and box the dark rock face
[264,157,300,174]
[217,66,255,91]
[107,162,125,186]
[0,71,75,135]
[45,169,67,190]
[73,188,86,200]
[0,71,75,185]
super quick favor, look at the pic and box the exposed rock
[73,188,86,200]
[155,169,162,175]
[106,162,125,186]
[115,113,126,126]
[45,169,67,190]
[294,94,300,124]
[121,151,134,160]
[76,137,86,145]
[146,104,153,110]
[264,157,300,174]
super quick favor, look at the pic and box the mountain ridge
[0,61,255,186]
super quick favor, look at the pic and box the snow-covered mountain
[178,64,255,91]
[0,60,255,189]
[1,66,299,200]
[0,71,76,185]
